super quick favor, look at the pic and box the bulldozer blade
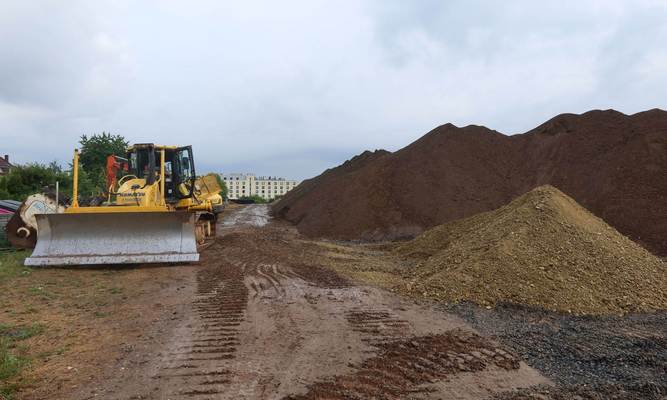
[24,212,199,266]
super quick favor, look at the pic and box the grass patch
[0,251,29,283]
[37,345,67,360]
[0,338,27,399]
[18,306,37,315]
[0,324,45,341]
[0,323,44,399]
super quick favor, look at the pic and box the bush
[214,175,229,200]
[237,195,268,204]
[0,163,98,202]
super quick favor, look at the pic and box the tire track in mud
[279,306,521,399]
[252,263,287,298]
[283,330,521,400]
[345,308,411,346]
[290,262,351,289]
[153,255,248,398]
[246,262,330,299]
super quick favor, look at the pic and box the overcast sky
[2,1,666,180]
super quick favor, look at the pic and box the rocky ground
[448,303,666,400]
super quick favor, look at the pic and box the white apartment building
[220,173,300,200]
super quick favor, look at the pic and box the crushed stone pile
[273,109,667,257]
[395,185,667,315]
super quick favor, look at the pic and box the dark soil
[273,109,667,256]
[446,302,667,400]
[284,330,521,400]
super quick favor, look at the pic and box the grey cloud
[1,1,666,180]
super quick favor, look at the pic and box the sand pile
[395,186,667,314]
[273,109,667,256]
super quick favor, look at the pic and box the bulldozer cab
[125,144,196,203]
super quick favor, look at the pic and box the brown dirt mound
[272,109,667,256]
[395,185,667,315]
[273,149,390,223]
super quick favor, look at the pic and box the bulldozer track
[345,307,411,346]
[145,248,249,399]
[283,331,521,400]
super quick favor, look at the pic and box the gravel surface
[445,302,667,399]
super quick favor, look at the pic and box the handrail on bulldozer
[160,148,166,206]
[71,149,80,208]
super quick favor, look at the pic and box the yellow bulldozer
[25,143,223,266]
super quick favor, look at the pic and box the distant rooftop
[220,173,298,182]
[256,176,294,181]
[0,154,12,168]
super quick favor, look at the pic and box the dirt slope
[395,185,667,314]
[272,109,667,256]
[273,149,390,225]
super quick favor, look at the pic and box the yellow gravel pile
[396,185,667,314]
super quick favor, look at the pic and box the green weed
[0,324,45,341]
[109,287,123,295]
[0,252,29,283]
[0,323,43,398]
[37,346,67,360]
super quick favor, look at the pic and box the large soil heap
[273,109,667,256]
[395,186,667,314]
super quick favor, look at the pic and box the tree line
[0,133,128,201]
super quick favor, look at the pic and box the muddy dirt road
[67,205,547,399]
[220,204,271,228]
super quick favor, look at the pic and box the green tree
[215,174,229,200]
[0,162,98,202]
[78,132,129,189]
[0,163,68,201]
